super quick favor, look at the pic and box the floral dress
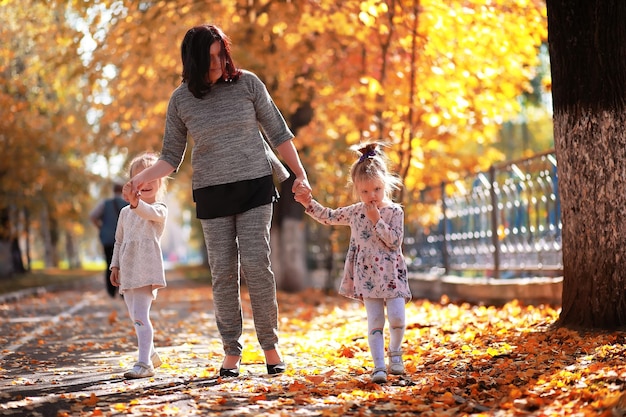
[305,200,411,303]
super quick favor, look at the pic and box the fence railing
[405,150,562,278]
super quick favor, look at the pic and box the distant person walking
[295,143,411,384]
[90,182,128,297]
[111,153,168,379]
[127,24,311,377]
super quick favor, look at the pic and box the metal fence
[405,150,562,278]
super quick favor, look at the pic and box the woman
[129,24,311,377]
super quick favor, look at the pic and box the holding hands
[294,180,312,206]
[122,181,139,208]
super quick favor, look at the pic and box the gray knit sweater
[160,70,294,190]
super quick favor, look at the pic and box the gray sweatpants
[200,203,279,357]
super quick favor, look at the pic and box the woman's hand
[129,170,147,197]
[292,176,311,195]
[127,159,175,198]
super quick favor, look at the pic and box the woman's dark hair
[181,24,242,98]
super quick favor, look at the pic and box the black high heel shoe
[219,367,240,377]
[219,357,241,378]
[266,362,286,375]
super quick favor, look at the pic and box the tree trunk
[547,0,626,329]
[11,238,25,273]
[272,171,308,292]
[0,206,26,278]
[65,231,81,269]
[273,101,312,292]
[40,203,59,268]
[277,218,308,292]
[0,240,12,278]
[0,207,13,278]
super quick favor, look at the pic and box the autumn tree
[290,0,546,200]
[547,0,626,329]
[286,0,548,268]
[0,1,96,276]
[0,0,548,282]
[76,0,547,287]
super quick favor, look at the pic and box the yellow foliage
[2,0,549,261]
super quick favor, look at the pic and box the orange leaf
[339,345,355,358]
[82,393,99,407]
[305,375,325,385]
[250,394,266,402]
[108,310,117,325]
[288,381,307,392]
[441,392,456,405]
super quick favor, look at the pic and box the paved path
[0,272,295,416]
[0,269,567,417]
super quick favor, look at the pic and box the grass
[176,264,212,283]
[0,268,98,295]
[0,263,212,295]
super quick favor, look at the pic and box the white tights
[123,286,156,365]
[363,298,406,369]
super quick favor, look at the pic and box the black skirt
[192,175,278,219]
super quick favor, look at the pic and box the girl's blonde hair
[129,152,167,200]
[348,142,403,201]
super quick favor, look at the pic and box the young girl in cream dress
[110,153,168,379]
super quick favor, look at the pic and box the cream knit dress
[110,200,168,299]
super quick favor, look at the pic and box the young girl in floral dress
[110,153,168,379]
[295,143,411,383]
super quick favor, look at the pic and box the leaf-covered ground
[1,272,626,416]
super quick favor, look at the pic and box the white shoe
[371,367,387,383]
[151,352,162,368]
[124,362,155,379]
[388,350,405,375]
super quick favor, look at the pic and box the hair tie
[358,149,376,163]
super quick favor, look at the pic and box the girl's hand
[365,202,380,224]
[294,184,312,206]
[129,170,148,198]
[123,182,139,208]
[110,267,120,287]
[293,177,312,206]
[292,176,311,195]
